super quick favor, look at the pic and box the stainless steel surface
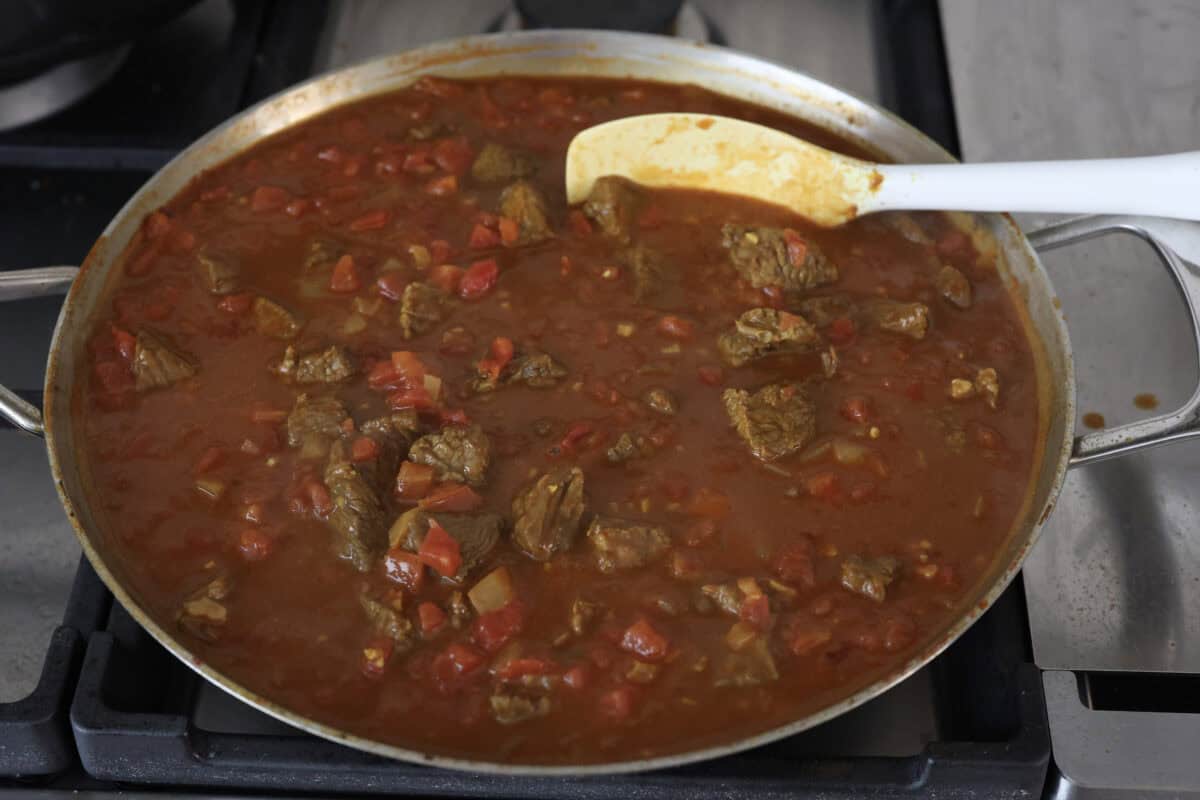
[942,0,1200,678]
[1042,670,1200,799]
[0,47,130,132]
[315,0,880,102]
[1027,216,1200,465]
[29,30,1078,773]
[0,267,79,434]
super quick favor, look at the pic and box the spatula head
[565,112,880,227]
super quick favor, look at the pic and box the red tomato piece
[468,223,501,249]
[237,528,273,562]
[387,386,435,411]
[216,293,254,314]
[773,540,816,587]
[433,136,474,176]
[417,521,462,577]
[620,618,670,662]
[430,643,485,694]
[656,315,694,340]
[804,472,841,501]
[429,264,464,294]
[783,228,809,267]
[402,150,435,174]
[395,460,436,500]
[350,436,380,462]
[498,216,520,246]
[472,601,524,653]
[739,594,772,631]
[561,665,590,690]
[144,211,172,239]
[284,198,311,217]
[419,483,484,512]
[417,602,447,636]
[829,317,857,346]
[93,360,134,396]
[558,420,595,454]
[429,239,452,263]
[383,548,425,593]
[477,336,515,382]
[389,351,427,387]
[494,657,555,681]
[349,209,390,231]
[111,327,136,362]
[329,254,361,293]
[193,446,224,475]
[697,365,724,386]
[439,407,471,427]
[250,185,290,212]
[840,395,872,423]
[304,477,333,517]
[425,174,458,196]
[459,259,499,300]
[598,686,636,721]
[376,272,406,301]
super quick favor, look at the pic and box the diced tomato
[111,327,136,362]
[350,436,380,462]
[329,254,361,293]
[697,365,724,386]
[429,263,464,294]
[598,686,637,721]
[668,548,705,581]
[376,271,407,301]
[494,657,555,681]
[477,336,514,382]
[93,360,134,397]
[194,446,224,474]
[348,209,390,231]
[568,209,593,237]
[783,228,809,267]
[237,528,273,561]
[773,539,816,587]
[402,150,435,174]
[217,292,254,314]
[804,472,841,501]
[433,136,474,176]
[417,521,462,577]
[785,619,833,656]
[472,600,524,653]
[561,664,590,690]
[840,395,872,423]
[459,259,499,300]
[739,594,772,631]
[438,407,471,427]
[284,198,311,217]
[417,602,447,636]
[430,643,485,694]
[761,285,785,309]
[303,477,333,516]
[557,420,595,454]
[468,223,501,249]
[429,239,452,263]
[425,174,458,196]
[687,487,731,519]
[360,637,394,680]
[250,185,290,212]
[387,386,435,411]
[419,483,484,512]
[498,216,520,246]
[656,314,694,340]
[620,618,670,662]
[368,351,427,392]
[395,460,436,500]
[829,317,857,346]
[383,548,425,593]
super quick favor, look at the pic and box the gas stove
[0,1,1191,798]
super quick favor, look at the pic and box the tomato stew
[78,77,1041,765]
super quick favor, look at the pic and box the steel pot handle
[0,266,79,437]
[1026,215,1200,467]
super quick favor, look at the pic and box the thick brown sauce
[76,77,1041,765]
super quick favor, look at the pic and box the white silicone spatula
[564,113,1200,227]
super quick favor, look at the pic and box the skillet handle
[0,266,79,437]
[1026,215,1200,467]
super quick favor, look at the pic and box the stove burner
[0,45,130,132]
[497,1,711,42]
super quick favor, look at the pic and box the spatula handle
[869,152,1200,221]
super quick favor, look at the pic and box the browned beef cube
[196,251,238,295]
[721,224,838,290]
[936,265,972,309]
[582,176,641,242]
[132,330,196,391]
[717,308,819,368]
[398,282,445,340]
[587,516,670,574]
[408,424,491,487]
[499,180,552,244]
[511,467,586,561]
[285,394,349,447]
[642,387,678,415]
[722,382,816,461]
[840,555,900,602]
[868,299,930,339]
[275,345,356,384]
[359,593,415,650]
[253,297,301,339]
[471,142,536,183]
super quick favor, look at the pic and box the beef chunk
[275,345,356,384]
[285,394,350,447]
[304,236,342,273]
[796,294,853,327]
[642,387,678,416]
[408,424,491,487]
[132,330,196,391]
[391,508,503,583]
[177,574,231,641]
[471,349,567,394]
[253,297,301,339]
[569,597,603,636]
[587,516,670,574]
[606,432,643,464]
[868,299,930,339]
[511,467,586,561]
[714,637,779,687]
[840,555,900,602]
[722,382,816,461]
[700,583,743,617]
[582,176,641,242]
[717,308,819,368]
[398,282,446,340]
[619,244,676,305]
[471,142,536,183]
[360,593,415,650]
[499,180,552,244]
[490,691,551,725]
[721,224,838,290]
[196,251,238,295]
[936,265,972,309]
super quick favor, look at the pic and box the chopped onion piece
[194,478,226,501]
[832,438,869,465]
[423,373,443,403]
[725,621,758,652]
[468,566,515,615]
